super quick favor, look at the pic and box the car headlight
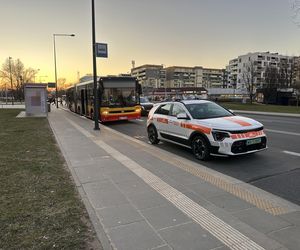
[135,107,142,112]
[212,131,230,141]
[102,110,109,115]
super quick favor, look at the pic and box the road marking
[66,118,265,250]
[136,118,145,122]
[265,129,300,136]
[283,150,300,157]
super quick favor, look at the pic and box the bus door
[81,89,86,115]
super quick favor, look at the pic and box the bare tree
[263,66,279,104]
[242,60,256,104]
[0,58,38,100]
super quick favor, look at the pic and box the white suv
[147,100,267,160]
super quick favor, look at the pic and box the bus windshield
[101,88,137,107]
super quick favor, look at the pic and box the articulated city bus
[66,76,142,122]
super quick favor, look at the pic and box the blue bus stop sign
[96,43,108,58]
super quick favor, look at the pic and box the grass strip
[0,109,100,249]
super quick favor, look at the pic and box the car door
[168,103,190,144]
[153,103,172,135]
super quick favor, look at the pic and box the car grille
[228,126,264,134]
[231,137,267,154]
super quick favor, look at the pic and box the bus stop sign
[96,43,108,58]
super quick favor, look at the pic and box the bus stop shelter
[24,83,48,117]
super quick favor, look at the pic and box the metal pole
[53,35,59,108]
[92,0,100,130]
[9,57,14,105]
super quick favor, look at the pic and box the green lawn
[220,102,300,114]
[0,110,101,249]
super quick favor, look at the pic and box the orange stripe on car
[156,117,169,124]
[230,130,264,139]
[181,123,211,134]
[223,117,252,127]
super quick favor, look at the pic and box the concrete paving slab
[114,178,155,196]
[96,203,144,229]
[269,226,300,250]
[186,180,228,199]
[109,171,142,184]
[151,245,172,250]
[232,207,292,234]
[108,220,164,250]
[279,211,300,226]
[128,190,169,210]
[208,193,254,213]
[83,180,129,209]
[141,203,192,230]
[159,222,224,250]
[74,165,108,184]
[166,172,203,185]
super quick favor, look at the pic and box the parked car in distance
[147,100,267,160]
[140,96,154,115]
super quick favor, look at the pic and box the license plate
[119,116,127,120]
[246,138,261,146]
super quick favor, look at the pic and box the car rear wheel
[191,135,210,161]
[148,126,160,144]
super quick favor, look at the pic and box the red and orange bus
[66,76,142,122]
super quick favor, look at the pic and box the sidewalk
[48,107,300,250]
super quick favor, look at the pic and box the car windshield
[140,97,149,103]
[185,102,233,119]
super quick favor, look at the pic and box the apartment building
[165,66,196,88]
[131,64,166,89]
[202,68,225,88]
[227,52,295,89]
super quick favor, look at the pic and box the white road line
[265,129,300,136]
[283,150,300,157]
[66,117,265,250]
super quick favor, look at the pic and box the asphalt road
[104,113,300,205]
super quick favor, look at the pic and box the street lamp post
[92,0,100,130]
[8,57,13,105]
[53,33,75,108]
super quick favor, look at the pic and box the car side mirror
[177,113,189,120]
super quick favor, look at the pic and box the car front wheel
[191,135,210,161]
[148,126,160,144]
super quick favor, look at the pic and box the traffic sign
[96,43,108,58]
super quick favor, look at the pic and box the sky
[1,0,300,84]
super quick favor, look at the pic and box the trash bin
[48,103,51,112]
